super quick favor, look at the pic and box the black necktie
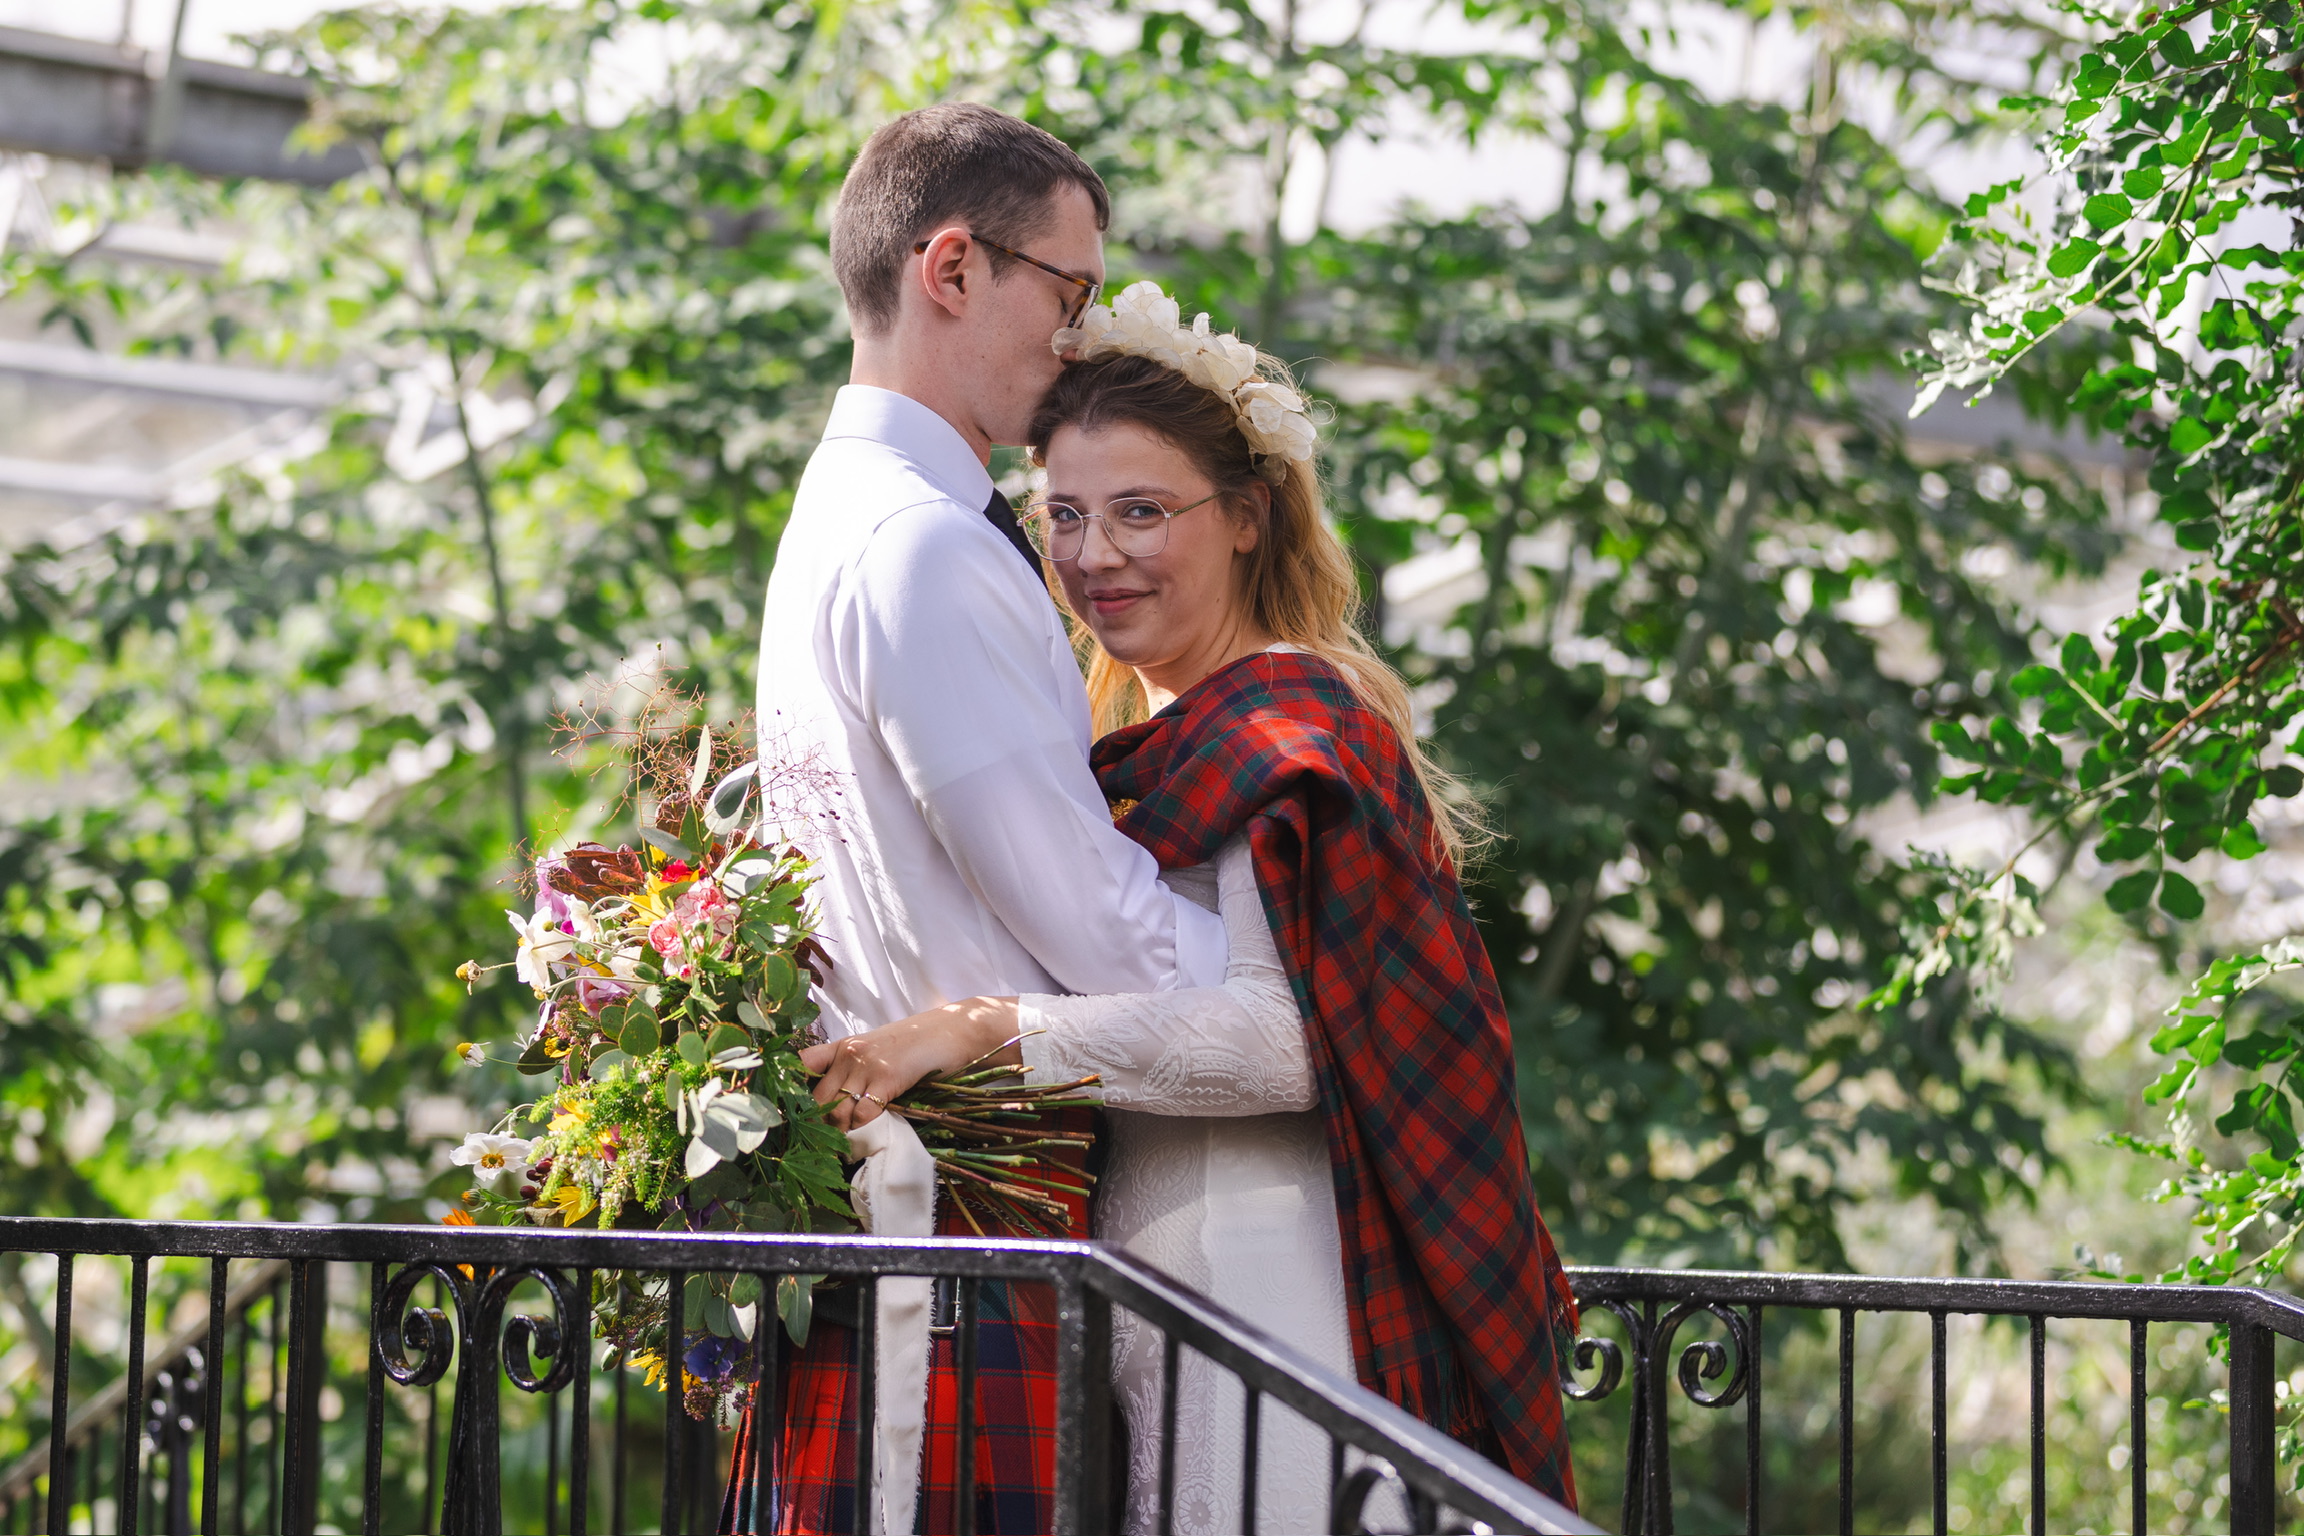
[981,488,1042,577]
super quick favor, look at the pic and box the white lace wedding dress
[1018,838,1355,1535]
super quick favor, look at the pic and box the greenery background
[0,0,2297,1528]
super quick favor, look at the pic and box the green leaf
[2121,165,2165,199]
[2105,870,2159,913]
[2221,1033,2295,1071]
[677,1032,708,1067]
[2167,417,2215,455]
[2263,766,2304,799]
[619,1015,660,1058]
[587,1049,629,1080]
[2058,634,2097,677]
[765,951,798,1002]
[779,1274,818,1349]
[640,826,696,863]
[2095,825,2156,862]
[2010,664,2060,698]
[2082,193,2135,229]
[517,1030,557,1076]
[2222,823,2268,860]
[708,1022,751,1056]
[2158,871,2205,921]
[2046,239,2100,278]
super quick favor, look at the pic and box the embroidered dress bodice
[1018,729,1357,1533]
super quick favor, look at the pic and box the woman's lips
[1087,588,1151,615]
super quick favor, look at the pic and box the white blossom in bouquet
[507,909,577,991]
[1052,281,1317,482]
[451,1132,536,1198]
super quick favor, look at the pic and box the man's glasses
[914,234,1103,328]
[1024,492,1223,562]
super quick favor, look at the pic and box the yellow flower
[550,1182,597,1226]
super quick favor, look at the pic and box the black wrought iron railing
[1566,1266,2304,1536]
[4,1219,2300,1535]
[0,1218,1586,1536]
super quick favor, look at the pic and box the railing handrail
[1568,1263,2304,1340]
[0,1216,1595,1535]
[1087,1242,1595,1532]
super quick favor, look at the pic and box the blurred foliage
[1897,0,2304,1280]
[0,0,2133,1315]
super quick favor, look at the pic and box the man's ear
[914,226,977,321]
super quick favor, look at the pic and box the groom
[735,104,1227,1534]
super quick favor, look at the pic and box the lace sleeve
[1016,836,1315,1116]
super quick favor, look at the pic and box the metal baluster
[363,1265,384,1536]
[279,1262,320,1536]
[1930,1311,1947,1536]
[2027,1315,2045,1536]
[2229,1320,2275,1535]
[570,1269,591,1536]
[233,1305,250,1536]
[1056,1280,1112,1536]
[120,1256,149,1536]
[546,1384,560,1536]
[46,1253,72,1536]
[610,1354,627,1536]
[852,1279,876,1536]
[1836,1308,1853,1536]
[954,1278,977,1536]
[204,1259,226,1536]
[1744,1304,1762,1536]
[267,1280,283,1536]
[741,1276,774,1536]
[2128,1320,2147,1536]
[663,1273,685,1536]
[1157,1334,1179,1536]
[422,1374,439,1536]
[1237,1387,1260,1536]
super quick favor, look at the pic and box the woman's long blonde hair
[1025,352,1489,867]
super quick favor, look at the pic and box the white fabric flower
[451,1132,535,1198]
[1044,281,1317,478]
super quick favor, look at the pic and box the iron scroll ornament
[1557,1297,1753,1535]
[375,1260,586,1535]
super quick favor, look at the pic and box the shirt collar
[822,385,995,510]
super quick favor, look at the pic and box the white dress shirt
[755,384,1229,1039]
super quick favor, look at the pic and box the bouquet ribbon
[846,1113,936,1535]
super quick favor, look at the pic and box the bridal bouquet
[447,694,1099,1418]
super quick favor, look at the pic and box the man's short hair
[831,103,1111,337]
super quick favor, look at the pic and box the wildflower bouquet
[450,699,1099,1420]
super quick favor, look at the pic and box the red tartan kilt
[721,1113,1094,1535]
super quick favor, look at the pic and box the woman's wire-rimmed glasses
[914,234,1103,328]
[1024,491,1224,562]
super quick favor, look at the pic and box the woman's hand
[800,996,1023,1129]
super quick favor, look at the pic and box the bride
[802,284,1579,1529]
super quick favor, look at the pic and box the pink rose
[648,918,683,958]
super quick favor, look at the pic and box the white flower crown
[1052,281,1317,483]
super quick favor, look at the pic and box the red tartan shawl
[1092,650,1578,1504]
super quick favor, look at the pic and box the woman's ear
[1231,481,1272,554]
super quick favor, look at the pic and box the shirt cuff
[1168,889,1230,990]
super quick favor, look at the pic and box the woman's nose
[1075,516,1128,571]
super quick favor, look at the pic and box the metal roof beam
[0,24,364,185]
[0,338,335,409]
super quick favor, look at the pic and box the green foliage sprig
[1897,0,2304,1317]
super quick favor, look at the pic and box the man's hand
[801,996,1023,1129]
